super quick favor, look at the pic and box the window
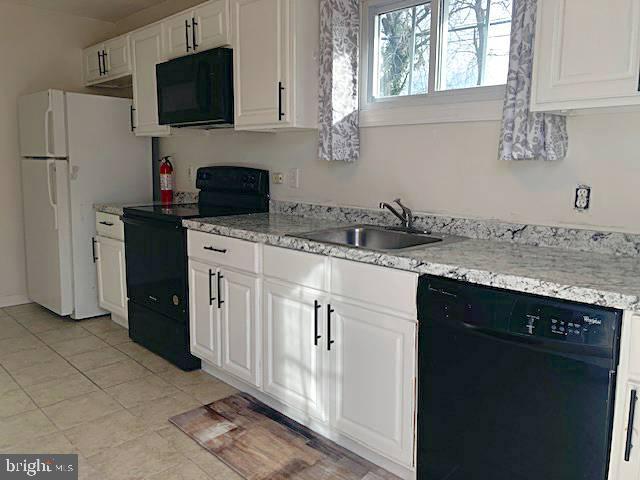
[366,0,513,102]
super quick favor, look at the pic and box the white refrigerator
[18,90,152,319]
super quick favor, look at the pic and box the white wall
[0,2,113,306]
[161,109,640,234]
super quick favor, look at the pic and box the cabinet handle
[185,20,192,52]
[217,271,224,309]
[204,246,228,254]
[99,221,114,226]
[278,82,285,121]
[314,300,321,346]
[130,106,136,132]
[208,269,215,306]
[92,237,98,263]
[192,18,198,50]
[327,304,335,351]
[625,389,638,461]
[98,52,103,75]
[102,50,108,74]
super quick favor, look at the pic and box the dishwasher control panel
[510,302,615,347]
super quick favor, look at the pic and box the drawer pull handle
[314,300,321,346]
[99,221,114,226]
[625,389,638,461]
[204,246,228,254]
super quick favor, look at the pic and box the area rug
[169,392,400,480]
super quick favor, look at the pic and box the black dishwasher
[417,275,622,480]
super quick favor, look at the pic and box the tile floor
[0,303,241,480]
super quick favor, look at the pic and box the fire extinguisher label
[160,174,172,191]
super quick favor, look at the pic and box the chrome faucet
[379,198,414,230]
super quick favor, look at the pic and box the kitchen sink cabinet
[230,0,319,130]
[532,0,640,112]
[189,260,222,366]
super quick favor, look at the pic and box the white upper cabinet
[130,24,171,137]
[83,35,132,87]
[163,0,230,59]
[532,0,640,111]
[231,0,319,130]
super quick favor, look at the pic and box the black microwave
[156,48,234,128]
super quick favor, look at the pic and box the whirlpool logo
[583,315,603,326]
[1,455,77,479]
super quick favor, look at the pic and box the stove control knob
[172,295,180,306]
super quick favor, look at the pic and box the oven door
[123,216,188,322]
[156,48,233,126]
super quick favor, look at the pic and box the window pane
[439,0,512,90]
[374,2,431,98]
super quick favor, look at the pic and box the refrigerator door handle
[44,107,55,157]
[46,159,58,230]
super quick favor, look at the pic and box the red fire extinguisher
[159,156,174,204]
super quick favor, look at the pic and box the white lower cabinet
[95,235,128,321]
[189,260,222,366]
[329,301,416,467]
[220,268,260,386]
[263,280,328,423]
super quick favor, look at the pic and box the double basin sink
[292,224,453,252]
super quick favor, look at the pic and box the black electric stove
[122,166,269,370]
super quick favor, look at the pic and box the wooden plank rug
[169,392,401,480]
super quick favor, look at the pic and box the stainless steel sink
[292,225,449,251]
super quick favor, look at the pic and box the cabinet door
[231,0,290,127]
[95,236,127,320]
[532,0,640,111]
[221,268,260,386]
[194,0,230,51]
[104,35,131,79]
[130,24,171,136]
[83,44,104,85]
[263,280,328,422]
[329,302,416,466]
[189,260,222,366]
[163,11,194,60]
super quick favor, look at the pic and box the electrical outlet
[272,173,284,185]
[287,168,300,189]
[574,185,591,211]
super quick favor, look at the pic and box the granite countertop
[184,213,640,312]
[94,200,194,216]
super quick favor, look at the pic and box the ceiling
[1,0,169,22]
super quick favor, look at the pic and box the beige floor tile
[0,334,44,358]
[2,303,50,318]
[0,388,37,418]
[155,425,205,455]
[0,317,30,341]
[11,358,77,388]
[67,347,127,372]
[84,359,151,389]
[36,324,93,345]
[116,342,173,373]
[0,409,58,450]
[0,431,75,454]
[0,346,60,373]
[0,367,19,395]
[50,335,109,358]
[127,392,201,431]
[87,432,185,480]
[43,390,123,430]
[105,375,179,408]
[77,454,105,480]
[63,409,150,458]
[82,316,122,337]
[157,366,215,388]
[146,460,212,480]
[23,373,99,407]
[99,328,131,346]
[178,378,237,405]
[15,313,74,333]
[184,449,242,480]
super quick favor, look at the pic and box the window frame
[360,0,508,127]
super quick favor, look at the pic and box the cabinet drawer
[330,258,418,317]
[96,212,124,241]
[264,245,328,291]
[188,231,259,273]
